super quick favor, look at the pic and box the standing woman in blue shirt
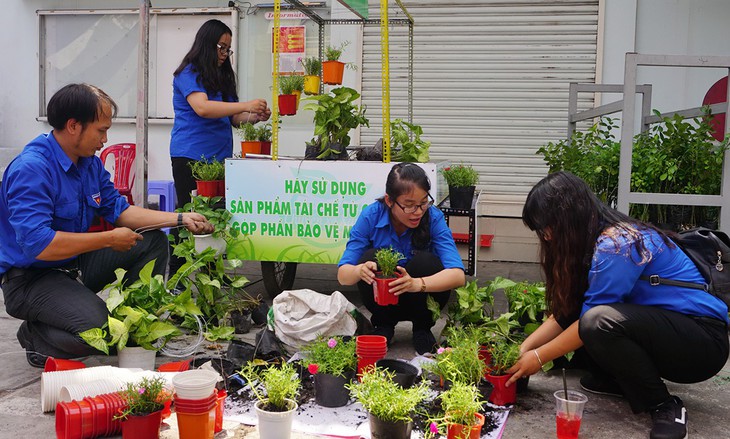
[507,171,728,439]
[170,19,270,208]
[338,163,466,354]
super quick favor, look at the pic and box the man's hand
[109,227,143,252]
[182,212,214,234]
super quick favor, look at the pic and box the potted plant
[257,122,273,155]
[503,280,546,332]
[279,74,304,116]
[423,327,487,388]
[227,288,262,334]
[237,121,261,157]
[346,367,429,439]
[116,376,172,439]
[429,278,516,330]
[426,381,485,439]
[239,361,300,439]
[391,119,431,163]
[440,163,479,210]
[484,339,520,406]
[322,41,356,85]
[301,56,322,95]
[80,260,201,369]
[189,156,225,198]
[372,247,405,306]
[303,86,369,160]
[174,195,237,256]
[303,336,357,407]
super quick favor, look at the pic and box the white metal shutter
[360,0,599,216]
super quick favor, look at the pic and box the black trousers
[358,249,451,331]
[2,231,169,359]
[169,157,197,274]
[579,303,729,413]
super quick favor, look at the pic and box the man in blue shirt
[0,84,213,367]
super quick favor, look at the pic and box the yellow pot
[304,75,320,95]
[293,89,302,108]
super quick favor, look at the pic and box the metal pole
[135,0,150,208]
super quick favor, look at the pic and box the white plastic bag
[271,289,357,349]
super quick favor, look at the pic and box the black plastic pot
[375,359,419,388]
[226,340,257,367]
[314,371,354,407]
[516,375,530,394]
[229,309,253,334]
[191,357,237,379]
[369,413,412,439]
[448,185,476,210]
[251,302,269,325]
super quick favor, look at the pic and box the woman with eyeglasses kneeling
[337,163,466,354]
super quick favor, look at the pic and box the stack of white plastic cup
[172,370,220,400]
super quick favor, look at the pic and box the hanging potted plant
[301,56,322,95]
[257,122,273,155]
[484,339,520,406]
[303,336,357,407]
[303,86,369,160]
[426,381,485,439]
[116,376,172,439]
[346,367,429,439]
[237,122,261,157]
[279,75,304,116]
[189,156,225,197]
[239,362,300,439]
[372,247,405,306]
[440,163,479,210]
[322,42,356,85]
[80,260,201,370]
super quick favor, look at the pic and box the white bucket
[193,234,226,255]
[172,369,219,400]
[255,398,297,439]
[118,346,157,370]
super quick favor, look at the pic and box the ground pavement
[0,260,728,438]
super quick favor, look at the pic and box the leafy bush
[347,367,429,423]
[391,119,431,163]
[441,164,479,187]
[279,74,305,95]
[239,362,300,411]
[189,156,224,181]
[489,340,520,375]
[116,376,171,419]
[303,336,357,377]
[374,247,404,278]
[301,56,322,76]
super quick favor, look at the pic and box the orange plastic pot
[278,94,297,116]
[322,61,345,85]
[446,413,485,439]
[241,141,262,157]
[304,75,320,94]
[215,389,227,433]
[45,357,86,372]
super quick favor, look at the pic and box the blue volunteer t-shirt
[581,228,729,323]
[170,64,234,161]
[339,201,464,271]
[0,133,130,275]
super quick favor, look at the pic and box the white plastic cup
[554,390,588,439]
[59,378,125,402]
[172,370,219,400]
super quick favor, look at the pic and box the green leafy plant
[300,56,322,76]
[430,278,516,328]
[188,156,225,181]
[324,41,358,70]
[236,122,258,141]
[175,195,236,242]
[489,340,520,375]
[239,361,300,412]
[256,123,272,142]
[115,376,171,419]
[424,327,486,386]
[279,74,304,95]
[440,164,479,188]
[391,119,430,163]
[303,86,369,159]
[425,381,484,438]
[346,367,429,423]
[374,247,404,278]
[503,281,546,334]
[80,260,201,354]
[302,336,357,378]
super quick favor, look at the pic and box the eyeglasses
[393,194,435,214]
[217,44,233,56]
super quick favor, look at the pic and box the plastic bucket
[45,357,86,372]
[215,389,227,433]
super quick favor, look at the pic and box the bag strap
[639,274,710,292]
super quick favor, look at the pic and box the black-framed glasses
[217,44,233,56]
[393,194,434,214]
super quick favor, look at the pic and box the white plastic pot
[59,378,126,402]
[255,398,297,439]
[118,346,157,370]
[40,366,116,412]
[193,234,226,255]
[172,369,219,400]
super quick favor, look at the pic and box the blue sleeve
[4,158,57,259]
[429,207,465,270]
[176,66,206,98]
[92,157,130,224]
[338,206,375,266]
[581,235,643,316]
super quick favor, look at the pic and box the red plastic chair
[99,143,136,205]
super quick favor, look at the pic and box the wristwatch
[177,213,184,227]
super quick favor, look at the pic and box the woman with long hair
[170,18,270,208]
[338,163,466,354]
[508,171,728,439]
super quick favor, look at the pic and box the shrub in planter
[116,376,172,439]
[373,247,405,306]
[426,381,485,439]
[303,336,357,407]
[303,87,369,160]
[440,164,479,210]
[279,75,304,116]
[503,280,546,333]
[301,56,322,95]
[429,277,516,329]
[322,41,357,85]
[484,340,520,406]
[239,361,300,439]
[189,156,225,197]
[424,327,486,386]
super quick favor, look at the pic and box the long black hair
[522,171,673,321]
[379,163,432,249]
[174,19,238,101]
[47,83,118,130]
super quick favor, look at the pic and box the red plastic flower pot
[485,373,517,406]
[215,389,227,433]
[121,410,163,439]
[157,359,191,372]
[278,94,298,116]
[322,60,345,85]
[356,335,388,347]
[373,273,401,306]
[446,412,485,439]
[479,346,492,376]
[260,141,272,155]
[196,180,223,197]
[45,357,86,372]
